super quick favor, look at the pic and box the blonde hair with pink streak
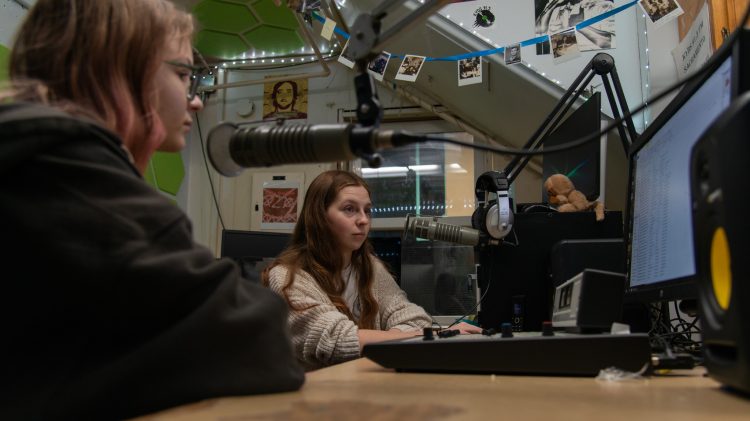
[9,0,194,172]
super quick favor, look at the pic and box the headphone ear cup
[471,207,486,232]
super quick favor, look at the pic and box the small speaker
[551,269,625,333]
[690,93,750,395]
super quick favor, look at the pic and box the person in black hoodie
[0,1,304,419]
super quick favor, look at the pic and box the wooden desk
[137,358,750,420]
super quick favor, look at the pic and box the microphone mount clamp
[343,0,453,166]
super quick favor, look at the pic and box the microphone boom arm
[346,0,455,130]
[346,0,455,63]
[504,53,638,184]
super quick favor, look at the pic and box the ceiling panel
[192,0,305,59]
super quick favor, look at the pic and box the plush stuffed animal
[544,174,605,221]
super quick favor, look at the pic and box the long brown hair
[263,170,380,329]
[7,0,193,172]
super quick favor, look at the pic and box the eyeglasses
[165,61,207,101]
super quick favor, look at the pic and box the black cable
[520,204,556,213]
[502,227,519,247]
[644,299,703,356]
[657,330,702,340]
[411,15,750,158]
[446,256,493,329]
[414,63,706,156]
[685,316,701,333]
[195,112,226,231]
[648,302,671,338]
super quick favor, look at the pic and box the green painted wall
[0,44,10,84]
[145,151,185,199]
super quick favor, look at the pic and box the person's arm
[448,322,483,334]
[267,266,362,369]
[371,262,482,335]
[357,328,422,351]
[371,262,434,331]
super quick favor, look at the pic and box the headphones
[471,171,514,241]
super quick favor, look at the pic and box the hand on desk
[358,328,422,351]
[359,323,481,351]
[451,322,482,334]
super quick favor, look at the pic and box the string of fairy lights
[203,0,668,129]
[236,3,624,92]
[210,1,638,69]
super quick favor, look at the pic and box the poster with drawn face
[263,78,308,120]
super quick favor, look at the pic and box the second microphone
[406,216,481,247]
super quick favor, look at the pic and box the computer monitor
[369,230,404,283]
[543,92,602,201]
[220,230,291,279]
[625,50,737,303]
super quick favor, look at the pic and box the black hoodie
[0,103,304,420]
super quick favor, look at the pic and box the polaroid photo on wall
[367,51,391,82]
[337,39,356,69]
[321,17,336,41]
[395,55,426,82]
[457,57,482,86]
[639,0,684,28]
[550,28,581,64]
[504,43,522,65]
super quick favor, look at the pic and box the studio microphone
[406,216,481,247]
[207,121,416,177]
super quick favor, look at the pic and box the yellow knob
[710,227,732,311]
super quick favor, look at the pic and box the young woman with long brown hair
[263,170,480,370]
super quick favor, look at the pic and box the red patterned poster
[261,181,299,230]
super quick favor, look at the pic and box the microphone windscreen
[230,124,355,167]
[407,217,480,246]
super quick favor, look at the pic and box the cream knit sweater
[267,260,432,371]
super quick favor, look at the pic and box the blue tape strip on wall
[311,0,639,61]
